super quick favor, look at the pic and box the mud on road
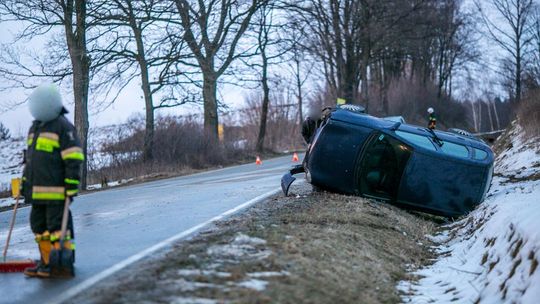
[72,182,437,304]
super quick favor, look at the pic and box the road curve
[0,155,298,304]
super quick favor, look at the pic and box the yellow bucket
[11,178,21,198]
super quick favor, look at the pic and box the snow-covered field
[0,137,25,207]
[399,123,540,303]
[0,137,25,190]
[0,123,137,206]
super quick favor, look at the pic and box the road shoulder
[71,182,437,304]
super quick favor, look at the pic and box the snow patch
[496,123,540,179]
[177,269,231,278]
[247,271,290,278]
[399,124,540,304]
[206,233,271,261]
[170,278,221,292]
[169,297,218,304]
[234,279,268,291]
[0,197,16,208]
[86,178,135,190]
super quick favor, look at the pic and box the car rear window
[473,148,488,160]
[440,141,469,158]
[395,130,437,151]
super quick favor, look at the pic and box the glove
[15,177,26,199]
[65,179,79,198]
[19,179,24,197]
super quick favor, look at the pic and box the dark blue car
[282,107,494,217]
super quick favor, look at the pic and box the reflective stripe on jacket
[23,115,84,205]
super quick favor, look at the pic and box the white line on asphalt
[47,187,281,304]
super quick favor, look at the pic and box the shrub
[87,115,256,186]
[516,90,540,138]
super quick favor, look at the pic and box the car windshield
[395,130,437,151]
[473,148,488,160]
[440,141,469,158]
[358,133,412,200]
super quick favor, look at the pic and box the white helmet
[307,104,322,120]
[427,107,434,114]
[29,83,64,122]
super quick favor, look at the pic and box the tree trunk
[471,100,478,132]
[72,60,89,189]
[492,100,500,129]
[66,0,90,189]
[361,46,370,111]
[256,59,270,153]
[202,72,219,142]
[295,59,303,126]
[132,23,154,161]
[478,100,482,132]
[487,100,494,131]
[140,63,154,162]
[516,49,522,103]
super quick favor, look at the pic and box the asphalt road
[0,155,298,304]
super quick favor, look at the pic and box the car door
[356,132,412,201]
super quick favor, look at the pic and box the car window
[358,133,412,200]
[473,148,488,160]
[440,141,469,158]
[395,130,437,151]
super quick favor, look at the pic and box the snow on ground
[206,232,272,261]
[0,197,16,208]
[0,137,25,192]
[87,123,138,171]
[0,123,138,204]
[86,178,135,191]
[399,123,540,304]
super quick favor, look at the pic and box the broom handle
[2,195,20,263]
[59,197,70,242]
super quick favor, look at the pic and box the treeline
[1,0,539,186]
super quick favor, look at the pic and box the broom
[0,180,37,272]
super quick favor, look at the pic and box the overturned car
[283,107,494,218]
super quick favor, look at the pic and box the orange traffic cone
[256,156,262,165]
[292,153,299,162]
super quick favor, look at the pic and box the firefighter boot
[49,231,75,278]
[24,232,52,278]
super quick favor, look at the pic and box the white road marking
[47,187,281,304]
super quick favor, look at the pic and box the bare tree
[90,0,196,161]
[433,1,479,99]
[475,0,536,103]
[288,0,430,113]
[283,25,312,126]
[173,0,264,142]
[0,0,91,187]
[253,2,289,153]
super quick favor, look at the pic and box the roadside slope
[399,122,540,303]
[71,182,436,304]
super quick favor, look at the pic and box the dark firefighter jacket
[301,117,322,144]
[23,115,84,205]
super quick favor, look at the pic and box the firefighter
[301,106,332,144]
[427,107,437,130]
[22,84,84,278]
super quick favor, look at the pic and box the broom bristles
[0,260,37,272]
